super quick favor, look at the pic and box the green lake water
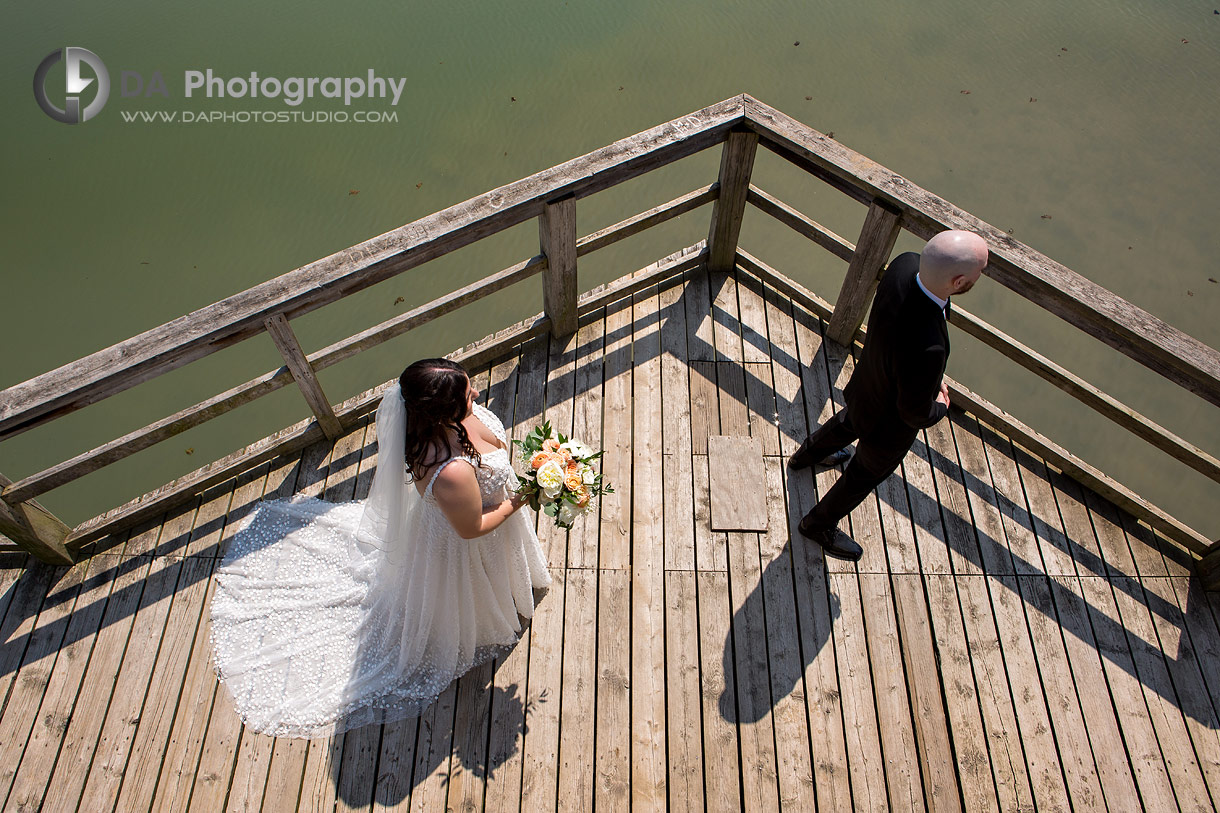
[2,0,1218,539]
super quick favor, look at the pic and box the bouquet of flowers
[513,421,613,529]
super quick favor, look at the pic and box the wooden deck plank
[568,315,606,569]
[600,297,633,571]
[660,274,697,572]
[408,680,459,812]
[825,571,888,810]
[949,415,1016,576]
[980,428,1048,576]
[892,573,960,811]
[726,530,781,811]
[631,286,667,811]
[35,537,150,812]
[757,457,817,809]
[444,660,496,813]
[709,270,743,364]
[904,433,954,575]
[595,568,631,809]
[924,574,1002,812]
[696,570,742,811]
[954,574,1037,812]
[708,435,767,532]
[925,415,988,577]
[370,717,417,812]
[113,553,219,813]
[693,453,729,572]
[539,328,578,570]
[76,508,194,811]
[558,567,597,811]
[684,266,717,364]
[1167,576,1220,806]
[1108,575,1212,810]
[783,465,852,811]
[1076,575,1180,811]
[986,575,1071,812]
[519,566,565,811]
[1018,574,1107,811]
[858,571,924,809]
[760,286,808,457]
[664,570,704,812]
[3,554,112,811]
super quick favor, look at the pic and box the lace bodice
[422,404,518,506]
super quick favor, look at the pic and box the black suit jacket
[843,252,950,448]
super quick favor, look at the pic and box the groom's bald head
[919,230,989,297]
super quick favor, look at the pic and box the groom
[789,230,989,561]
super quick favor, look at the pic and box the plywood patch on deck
[707,435,767,532]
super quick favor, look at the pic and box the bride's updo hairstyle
[399,358,481,480]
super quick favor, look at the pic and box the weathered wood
[599,296,633,571]
[707,435,767,531]
[952,304,1220,484]
[264,312,343,441]
[746,185,856,262]
[736,248,837,323]
[695,571,741,810]
[825,198,902,346]
[0,96,746,438]
[1198,542,1220,591]
[0,471,72,565]
[595,568,631,810]
[520,568,565,811]
[954,574,1037,812]
[577,184,717,257]
[744,94,1220,407]
[725,530,781,811]
[3,556,108,812]
[664,570,704,812]
[706,129,759,273]
[946,378,1211,555]
[558,567,597,811]
[540,195,579,336]
[659,274,696,571]
[566,316,605,569]
[630,285,667,809]
[923,574,1002,812]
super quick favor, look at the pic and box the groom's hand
[935,380,950,408]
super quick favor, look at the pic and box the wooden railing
[2,94,1217,580]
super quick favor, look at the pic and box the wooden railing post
[706,129,759,273]
[826,198,902,346]
[540,195,578,337]
[0,472,73,564]
[264,314,344,441]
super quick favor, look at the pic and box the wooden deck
[3,266,1220,812]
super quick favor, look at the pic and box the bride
[210,358,552,738]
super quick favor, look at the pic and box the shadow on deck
[3,267,1219,812]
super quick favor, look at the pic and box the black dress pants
[797,408,914,532]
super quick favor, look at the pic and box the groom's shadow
[718,537,843,724]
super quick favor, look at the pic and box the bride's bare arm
[430,461,528,539]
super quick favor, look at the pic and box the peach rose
[575,488,591,508]
[564,471,583,491]
[543,438,562,453]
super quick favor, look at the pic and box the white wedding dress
[210,388,551,739]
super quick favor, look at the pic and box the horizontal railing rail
[1,94,1216,575]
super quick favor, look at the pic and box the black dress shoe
[797,518,863,562]
[788,446,852,471]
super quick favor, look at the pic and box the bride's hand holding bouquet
[513,421,613,529]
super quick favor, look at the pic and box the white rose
[557,502,578,526]
[581,464,595,485]
[536,459,565,499]
[561,439,593,460]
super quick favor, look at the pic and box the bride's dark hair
[399,358,481,480]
